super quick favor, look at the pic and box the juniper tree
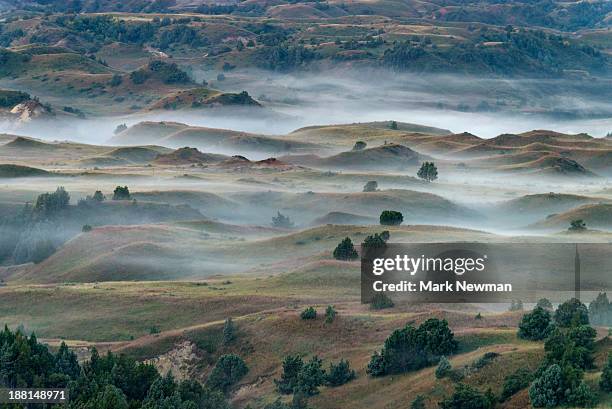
[333,237,358,261]
[417,162,438,182]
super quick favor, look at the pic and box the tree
[96,384,129,409]
[439,383,495,409]
[130,69,149,84]
[333,237,358,261]
[82,224,92,232]
[500,368,533,401]
[566,380,597,407]
[114,124,127,135]
[379,210,403,226]
[206,354,248,393]
[435,356,452,379]
[324,305,336,323]
[109,74,123,87]
[325,359,355,387]
[362,180,378,192]
[554,298,589,327]
[417,162,438,182]
[518,306,553,341]
[296,356,325,396]
[536,298,553,310]
[389,121,398,130]
[569,219,587,231]
[300,307,316,320]
[600,353,612,392]
[223,318,235,345]
[272,211,294,228]
[367,319,457,377]
[34,187,70,216]
[352,141,367,151]
[113,186,131,200]
[275,355,303,394]
[92,190,105,201]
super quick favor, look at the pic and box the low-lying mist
[1,70,610,146]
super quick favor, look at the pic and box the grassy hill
[530,203,612,231]
[0,164,50,178]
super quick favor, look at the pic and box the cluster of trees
[417,162,438,182]
[514,298,605,407]
[299,305,337,323]
[0,326,236,408]
[0,89,30,108]
[130,61,192,85]
[272,211,294,228]
[255,45,317,72]
[379,210,403,226]
[275,354,355,397]
[333,237,358,261]
[382,28,607,76]
[366,318,458,376]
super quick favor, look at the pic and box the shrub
[206,354,248,393]
[369,293,394,310]
[554,298,589,327]
[82,224,92,232]
[92,190,105,201]
[379,210,403,226]
[435,356,452,379]
[333,237,358,261]
[518,306,553,340]
[113,186,131,200]
[500,368,533,402]
[300,307,316,320]
[325,359,355,387]
[324,305,336,323]
[130,69,149,84]
[471,352,499,370]
[275,355,303,394]
[439,383,495,409]
[600,353,612,392]
[417,162,438,182]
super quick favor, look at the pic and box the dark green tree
[569,219,587,231]
[113,186,131,200]
[439,383,495,409]
[536,298,553,310]
[333,237,358,261]
[352,141,367,151]
[518,306,553,341]
[500,368,533,401]
[435,356,452,379]
[324,305,336,323]
[223,317,235,345]
[275,355,303,394]
[600,353,612,392]
[206,354,248,393]
[379,210,403,226]
[362,180,378,192]
[296,356,325,396]
[417,162,438,182]
[325,359,355,387]
[300,307,316,320]
[554,298,589,327]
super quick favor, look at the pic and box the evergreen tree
[332,237,358,261]
[113,186,131,200]
[518,306,553,340]
[206,354,248,393]
[435,356,452,379]
[379,210,403,226]
[600,353,612,392]
[324,305,336,323]
[325,359,355,387]
[223,317,235,345]
[275,355,303,394]
[362,180,378,192]
[417,162,438,182]
[272,211,294,228]
[554,298,589,327]
[296,356,325,396]
[300,307,316,320]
